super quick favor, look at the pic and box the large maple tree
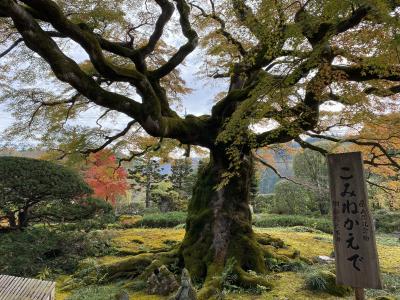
[0,0,400,297]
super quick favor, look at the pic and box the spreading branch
[83,120,137,154]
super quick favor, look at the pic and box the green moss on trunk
[179,148,270,297]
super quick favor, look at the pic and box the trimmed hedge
[136,211,187,228]
[119,212,334,231]
[253,214,333,233]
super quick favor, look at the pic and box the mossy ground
[56,227,400,300]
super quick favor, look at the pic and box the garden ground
[56,226,400,300]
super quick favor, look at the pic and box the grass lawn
[56,227,400,300]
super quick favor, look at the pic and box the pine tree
[170,158,194,196]
[128,158,166,208]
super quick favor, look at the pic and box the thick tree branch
[0,0,144,123]
[295,4,371,45]
[332,65,400,82]
[150,0,198,79]
[256,58,334,147]
[364,85,400,97]
[139,0,175,57]
[20,0,146,83]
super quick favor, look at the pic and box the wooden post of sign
[327,152,382,296]
[354,287,365,300]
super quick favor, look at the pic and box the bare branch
[83,120,137,154]
[306,132,400,171]
[295,137,328,155]
[96,109,113,129]
[366,180,399,194]
[0,37,23,59]
[254,152,300,185]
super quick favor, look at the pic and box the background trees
[128,157,167,208]
[292,147,330,215]
[0,156,109,229]
[170,158,194,198]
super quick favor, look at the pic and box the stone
[291,250,300,259]
[315,255,335,264]
[115,291,129,300]
[147,265,179,296]
[172,268,197,300]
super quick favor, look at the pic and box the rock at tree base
[147,265,179,296]
[172,268,197,300]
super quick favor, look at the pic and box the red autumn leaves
[83,150,129,205]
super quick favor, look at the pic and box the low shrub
[252,194,275,213]
[0,227,115,278]
[136,212,187,228]
[60,213,117,232]
[373,209,400,233]
[366,273,400,299]
[118,215,143,228]
[304,269,352,296]
[253,214,333,233]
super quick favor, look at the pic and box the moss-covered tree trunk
[180,148,268,297]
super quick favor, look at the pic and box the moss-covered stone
[256,234,286,248]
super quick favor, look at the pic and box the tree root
[104,247,180,281]
[65,235,307,298]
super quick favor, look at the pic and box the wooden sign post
[327,152,382,299]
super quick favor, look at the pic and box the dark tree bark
[145,168,152,209]
[18,208,29,229]
[180,147,270,296]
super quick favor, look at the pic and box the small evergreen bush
[0,227,115,278]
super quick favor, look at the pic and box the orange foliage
[84,150,129,205]
[347,113,400,178]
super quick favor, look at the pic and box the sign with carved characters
[327,152,382,289]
